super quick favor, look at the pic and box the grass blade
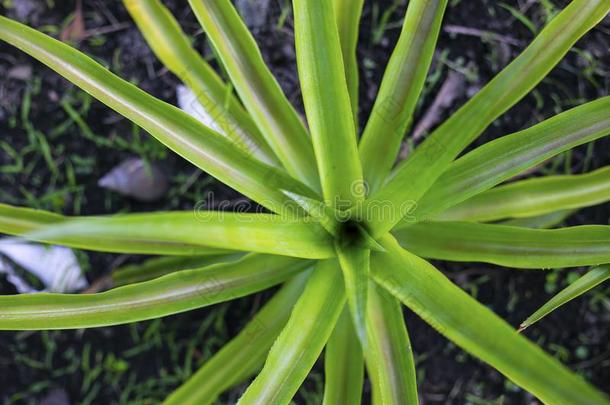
[4,209,335,259]
[438,166,610,222]
[333,0,365,123]
[238,259,345,404]
[188,0,319,189]
[359,0,448,193]
[366,282,418,405]
[372,235,610,404]
[123,0,278,165]
[292,0,363,207]
[412,97,610,223]
[0,16,316,213]
[520,264,610,331]
[164,272,310,405]
[323,306,364,405]
[112,254,242,286]
[394,221,610,269]
[335,243,370,344]
[365,0,610,235]
[0,254,309,330]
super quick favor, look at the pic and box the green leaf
[281,190,342,236]
[323,306,364,405]
[335,243,370,345]
[6,209,335,259]
[113,254,242,286]
[413,97,610,223]
[438,166,610,222]
[0,16,316,214]
[123,0,278,165]
[364,1,610,235]
[188,0,319,190]
[365,282,418,405]
[332,0,365,124]
[520,265,610,331]
[238,260,346,404]
[372,235,610,404]
[501,209,575,229]
[0,254,309,330]
[358,0,448,193]
[292,0,363,207]
[0,204,225,256]
[164,272,310,405]
[394,221,610,269]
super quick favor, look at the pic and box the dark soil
[0,0,608,404]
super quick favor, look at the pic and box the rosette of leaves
[0,0,609,403]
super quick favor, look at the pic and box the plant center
[337,218,366,248]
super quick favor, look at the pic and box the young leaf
[412,97,610,224]
[394,221,610,269]
[365,1,610,235]
[123,0,278,165]
[6,209,335,259]
[438,166,610,222]
[188,0,319,189]
[372,235,610,404]
[238,260,346,404]
[359,0,448,193]
[365,282,418,405]
[323,306,364,405]
[281,190,342,236]
[0,254,310,330]
[164,272,310,405]
[335,243,371,345]
[113,254,242,286]
[0,16,316,214]
[292,0,364,207]
[520,265,610,331]
[333,0,365,124]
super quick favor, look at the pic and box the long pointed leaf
[0,16,316,213]
[411,97,610,223]
[335,243,370,344]
[438,166,610,222]
[359,0,448,193]
[372,235,609,404]
[394,221,610,269]
[238,259,346,404]
[3,208,334,259]
[323,306,364,405]
[365,1,610,235]
[333,0,365,123]
[188,0,319,189]
[113,254,242,286]
[366,282,418,405]
[0,204,225,256]
[293,0,363,207]
[164,272,310,405]
[501,209,575,229]
[123,0,278,165]
[0,254,309,330]
[520,264,610,331]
